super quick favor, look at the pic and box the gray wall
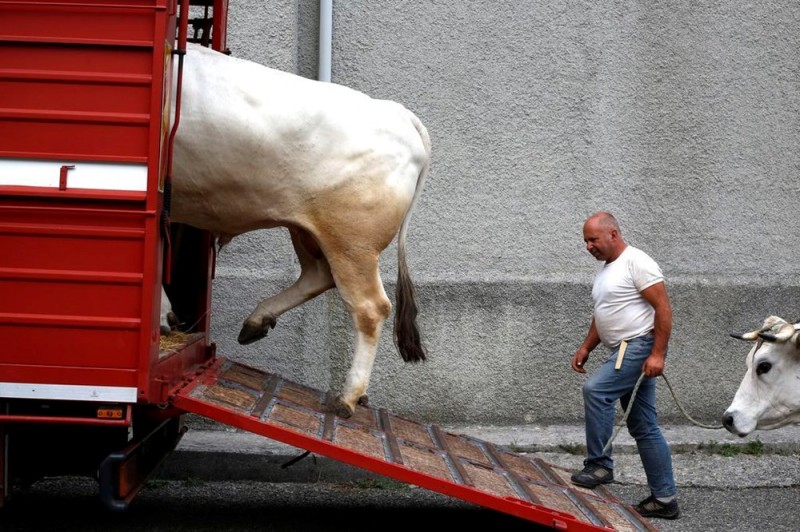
[203,1,800,426]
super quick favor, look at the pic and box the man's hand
[572,350,589,374]
[642,353,665,377]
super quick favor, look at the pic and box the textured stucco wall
[200,1,800,426]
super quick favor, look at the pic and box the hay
[159,330,190,352]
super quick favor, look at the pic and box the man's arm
[572,317,601,374]
[640,281,672,377]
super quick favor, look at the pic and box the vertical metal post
[318,0,332,82]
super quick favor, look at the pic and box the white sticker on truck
[0,159,147,191]
[0,382,137,402]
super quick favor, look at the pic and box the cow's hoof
[237,324,267,345]
[330,397,355,419]
[237,316,277,345]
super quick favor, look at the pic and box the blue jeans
[582,334,677,498]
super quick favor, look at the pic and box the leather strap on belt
[614,340,628,370]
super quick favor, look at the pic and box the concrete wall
[201,1,800,426]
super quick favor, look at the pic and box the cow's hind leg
[324,252,391,418]
[238,227,335,344]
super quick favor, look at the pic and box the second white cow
[723,315,800,436]
[162,44,431,418]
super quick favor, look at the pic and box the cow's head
[722,315,800,437]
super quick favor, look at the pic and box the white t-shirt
[592,245,664,348]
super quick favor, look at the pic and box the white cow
[161,43,431,418]
[723,315,800,436]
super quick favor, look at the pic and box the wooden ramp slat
[170,357,657,532]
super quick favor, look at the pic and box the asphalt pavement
[163,422,800,485]
[154,422,800,531]
[3,422,799,530]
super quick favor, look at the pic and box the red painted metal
[171,358,658,531]
[0,405,132,426]
[0,0,214,404]
[0,0,219,512]
[0,422,6,507]
[208,0,228,52]
[58,165,74,191]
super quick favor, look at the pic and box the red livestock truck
[0,2,654,529]
[0,0,226,510]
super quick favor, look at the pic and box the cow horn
[759,322,797,343]
[730,331,760,341]
[731,315,788,341]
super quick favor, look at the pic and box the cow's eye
[756,361,772,376]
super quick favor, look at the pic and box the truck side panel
[0,0,176,403]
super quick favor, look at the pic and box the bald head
[583,211,626,263]
[585,211,620,233]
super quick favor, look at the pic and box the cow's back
[170,44,429,239]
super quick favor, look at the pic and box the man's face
[583,221,615,262]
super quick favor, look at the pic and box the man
[570,211,679,520]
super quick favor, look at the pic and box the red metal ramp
[171,357,656,531]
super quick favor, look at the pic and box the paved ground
[5,477,798,531]
[154,423,800,531]
[3,423,799,530]
[164,422,800,485]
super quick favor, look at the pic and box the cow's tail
[394,111,431,363]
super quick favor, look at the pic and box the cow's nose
[722,413,734,430]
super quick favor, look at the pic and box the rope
[602,371,724,455]
[661,372,725,430]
